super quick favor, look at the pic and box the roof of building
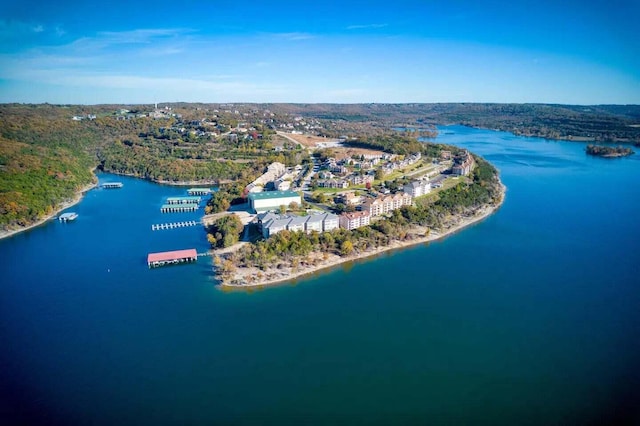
[288,216,308,227]
[148,249,197,263]
[305,214,325,224]
[248,190,300,201]
[161,203,199,210]
[341,211,370,219]
[166,196,201,202]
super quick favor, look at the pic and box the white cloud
[270,32,315,41]
[346,23,388,30]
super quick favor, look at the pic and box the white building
[403,180,431,198]
[339,211,371,230]
[256,212,340,238]
[247,190,301,213]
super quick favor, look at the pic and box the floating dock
[59,212,78,222]
[152,221,199,231]
[160,203,199,213]
[187,188,212,196]
[165,196,202,205]
[147,248,197,268]
[102,182,123,189]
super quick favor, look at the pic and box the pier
[102,182,123,189]
[165,196,201,205]
[147,248,197,268]
[188,188,212,196]
[160,203,199,213]
[152,221,200,231]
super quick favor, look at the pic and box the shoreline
[219,183,506,289]
[100,169,222,186]
[0,180,98,241]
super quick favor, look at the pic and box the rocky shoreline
[217,183,506,289]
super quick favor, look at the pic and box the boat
[59,212,78,222]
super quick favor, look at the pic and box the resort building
[362,193,412,217]
[452,151,474,176]
[247,190,301,213]
[339,211,371,230]
[257,212,340,238]
[403,180,431,198]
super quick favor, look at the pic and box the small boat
[59,212,78,222]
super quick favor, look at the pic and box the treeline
[206,215,244,248]
[0,139,95,229]
[220,155,501,276]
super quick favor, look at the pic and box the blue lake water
[1,126,639,425]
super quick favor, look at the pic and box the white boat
[59,212,78,222]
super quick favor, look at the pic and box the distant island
[586,145,634,158]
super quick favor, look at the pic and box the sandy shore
[219,184,506,289]
[0,180,98,241]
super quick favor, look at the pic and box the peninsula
[208,143,504,288]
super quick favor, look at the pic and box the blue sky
[0,0,638,104]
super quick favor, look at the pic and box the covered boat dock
[160,203,199,213]
[187,188,212,196]
[165,196,202,205]
[147,248,197,268]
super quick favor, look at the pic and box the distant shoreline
[218,183,506,289]
[0,180,98,241]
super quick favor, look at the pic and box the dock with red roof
[147,248,198,268]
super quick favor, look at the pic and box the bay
[1,126,639,425]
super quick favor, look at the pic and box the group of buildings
[244,162,288,195]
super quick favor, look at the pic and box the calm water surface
[1,126,639,425]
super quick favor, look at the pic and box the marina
[152,221,200,231]
[160,203,199,213]
[147,248,198,268]
[59,212,78,222]
[101,182,123,189]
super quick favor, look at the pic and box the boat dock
[187,188,212,196]
[165,196,202,205]
[59,212,78,222]
[102,182,123,189]
[160,203,199,213]
[147,248,197,268]
[152,221,199,231]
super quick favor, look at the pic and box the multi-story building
[339,211,371,230]
[256,212,340,238]
[362,193,412,217]
[403,180,431,198]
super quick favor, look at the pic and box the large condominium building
[257,212,340,238]
[403,180,431,198]
[339,210,371,230]
[362,193,412,217]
